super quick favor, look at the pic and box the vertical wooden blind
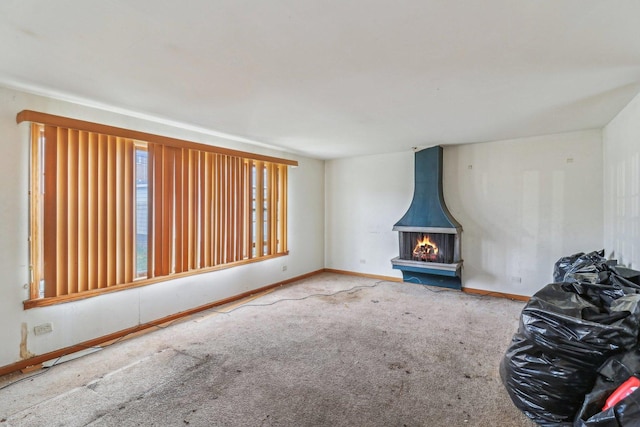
[25,113,292,306]
[37,124,136,297]
[146,144,289,278]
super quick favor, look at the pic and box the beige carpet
[0,272,534,426]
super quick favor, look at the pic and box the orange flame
[413,235,438,260]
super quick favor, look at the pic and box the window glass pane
[135,148,148,278]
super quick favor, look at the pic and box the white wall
[325,152,412,278]
[0,86,325,368]
[603,91,640,269]
[445,131,602,295]
[325,130,603,296]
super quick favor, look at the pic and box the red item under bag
[603,376,640,411]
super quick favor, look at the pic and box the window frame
[19,110,297,309]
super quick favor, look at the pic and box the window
[20,111,296,308]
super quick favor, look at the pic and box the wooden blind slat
[214,154,222,266]
[244,161,252,259]
[165,148,175,274]
[155,143,164,276]
[107,135,117,287]
[56,128,69,296]
[278,164,287,253]
[189,150,198,270]
[88,133,99,289]
[77,131,89,292]
[201,153,215,267]
[174,148,184,273]
[123,138,134,284]
[98,134,109,288]
[269,163,278,255]
[255,161,264,258]
[147,143,156,278]
[225,156,232,263]
[264,163,271,255]
[29,124,42,299]
[67,129,79,294]
[114,136,123,285]
[153,145,167,276]
[153,143,162,276]
[235,157,242,261]
[42,125,58,298]
[272,167,278,253]
[272,166,279,254]
[283,165,288,253]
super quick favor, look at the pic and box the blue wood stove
[391,146,463,289]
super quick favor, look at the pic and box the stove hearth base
[391,257,462,290]
[396,269,461,290]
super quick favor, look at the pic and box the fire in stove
[413,235,439,262]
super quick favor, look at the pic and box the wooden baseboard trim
[462,287,530,301]
[1,269,527,377]
[0,269,325,377]
[322,269,403,283]
[323,268,529,301]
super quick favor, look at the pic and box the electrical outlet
[282,265,287,272]
[359,259,366,264]
[34,322,53,336]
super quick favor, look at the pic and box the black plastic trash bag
[610,266,640,288]
[501,283,640,425]
[575,350,640,426]
[562,250,608,285]
[520,283,640,366]
[554,252,585,282]
[552,250,640,290]
[500,333,594,426]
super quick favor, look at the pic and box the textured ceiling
[1,0,639,159]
